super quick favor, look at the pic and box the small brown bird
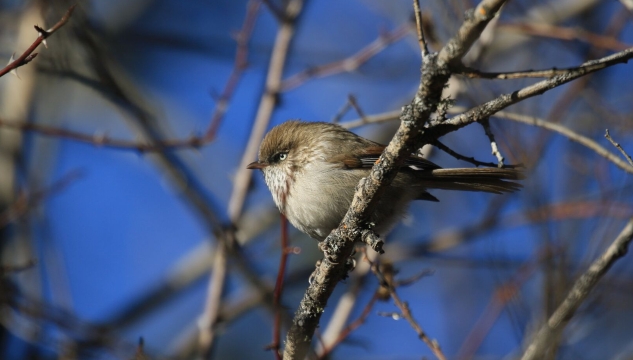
[247,121,523,241]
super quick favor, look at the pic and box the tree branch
[284,1,510,358]
[0,5,75,78]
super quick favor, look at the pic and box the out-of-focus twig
[492,111,633,175]
[317,290,380,359]
[0,170,83,229]
[0,5,75,78]
[280,23,412,91]
[203,0,261,142]
[499,22,631,52]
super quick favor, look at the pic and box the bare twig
[457,65,609,79]
[0,170,83,228]
[197,243,228,359]
[266,215,290,359]
[480,118,505,167]
[0,1,260,152]
[0,5,75,78]
[605,129,633,167]
[427,48,633,140]
[499,22,631,52]
[203,0,262,141]
[369,261,446,360]
[196,2,265,356]
[413,0,430,56]
[347,95,368,124]
[341,110,400,129]
[433,140,522,168]
[280,24,412,91]
[492,111,633,175]
[520,217,633,360]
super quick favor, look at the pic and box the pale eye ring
[278,152,288,161]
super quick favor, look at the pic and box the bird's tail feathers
[418,168,524,194]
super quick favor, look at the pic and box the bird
[247,120,523,241]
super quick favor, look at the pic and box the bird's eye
[278,152,287,161]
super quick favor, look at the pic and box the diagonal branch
[283,0,509,358]
[425,48,633,141]
[0,5,75,78]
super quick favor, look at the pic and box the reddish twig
[266,214,291,359]
[0,5,76,78]
[203,0,262,141]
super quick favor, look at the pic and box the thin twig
[457,65,611,79]
[197,2,264,356]
[492,111,633,175]
[331,97,353,123]
[520,217,633,360]
[499,22,631,52]
[203,0,262,141]
[605,129,633,167]
[369,260,447,360]
[0,2,260,152]
[0,170,83,228]
[0,5,76,78]
[197,243,228,358]
[480,118,505,167]
[280,24,412,91]
[266,214,290,359]
[433,140,522,168]
[413,0,429,56]
[427,48,633,140]
[347,95,368,124]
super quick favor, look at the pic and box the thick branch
[425,48,633,141]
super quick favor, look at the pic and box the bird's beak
[247,161,267,170]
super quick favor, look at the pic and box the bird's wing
[337,145,442,171]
